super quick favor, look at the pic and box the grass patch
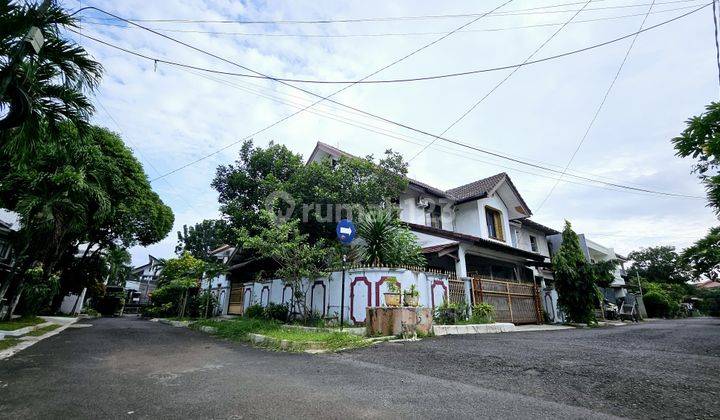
[0,316,44,331]
[25,324,60,337]
[0,338,21,351]
[191,318,369,351]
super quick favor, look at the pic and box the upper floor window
[425,205,442,229]
[529,235,539,252]
[485,206,505,241]
[0,239,10,260]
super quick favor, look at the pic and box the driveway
[0,317,717,419]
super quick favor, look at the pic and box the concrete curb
[155,318,192,328]
[433,323,515,336]
[0,322,53,338]
[0,317,79,360]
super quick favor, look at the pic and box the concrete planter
[383,292,401,307]
[403,294,419,307]
[365,307,433,337]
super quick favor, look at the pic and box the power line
[409,0,592,162]
[184,66,698,198]
[78,4,703,38]
[94,99,199,212]
[70,3,710,85]
[535,0,658,212]
[81,0,701,24]
[713,0,720,94]
[72,5,705,199]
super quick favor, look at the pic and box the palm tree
[1,0,102,153]
[356,209,399,265]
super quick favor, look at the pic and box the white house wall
[242,268,452,325]
[454,201,481,236]
[476,195,512,245]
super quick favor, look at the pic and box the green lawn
[0,337,20,351]
[0,316,44,331]
[192,318,370,351]
[25,324,60,337]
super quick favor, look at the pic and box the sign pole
[340,253,346,330]
[335,219,356,330]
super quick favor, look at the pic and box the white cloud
[61,0,717,265]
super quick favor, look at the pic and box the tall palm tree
[0,0,102,153]
[356,209,399,265]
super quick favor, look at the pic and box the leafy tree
[1,0,102,152]
[682,226,720,279]
[355,208,425,267]
[627,246,691,284]
[239,210,328,322]
[0,123,173,318]
[290,151,409,242]
[175,219,233,262]
[212,140,303,237]
[212,140,409,244]
[552,221,616,324]
[105,246,132,287]
[156,252,205,288]
[672,102,720,214]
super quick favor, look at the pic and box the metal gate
[227,281,244,315]
[472,277,542,324]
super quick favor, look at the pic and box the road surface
[0,317,718,419]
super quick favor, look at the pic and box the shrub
[95,296,124,316]
[470,303,495,324]
[434,301,467,325]
[698,288,720,316]
[16,268,60,316]
[245,303,264,319]
[192,291,218,318]
[264,303,289,322]
[644,291,671,318]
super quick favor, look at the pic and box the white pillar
[455,243,468,278]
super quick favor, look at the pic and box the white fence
[241,268,465,325]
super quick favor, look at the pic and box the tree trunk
[7,284,24,319]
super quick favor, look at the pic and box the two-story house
[308,142,554,285]
[125,255,162,304]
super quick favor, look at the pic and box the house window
[484,206,505,241]
[529,235,539,252]
[425,205,442,229]
[0,239,9,260]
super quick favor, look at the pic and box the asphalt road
[0,317,717,419]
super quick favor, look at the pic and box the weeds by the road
[0,338,20,350]
[191,318,371,352]
[0,316,44,331]
[25,324,60,337]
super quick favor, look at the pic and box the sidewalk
[0,316,80,360]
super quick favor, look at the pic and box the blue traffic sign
[336,219,356,245]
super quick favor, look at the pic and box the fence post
[461,276,473,308]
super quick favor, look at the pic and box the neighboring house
[308,142,552,283]
[695,279,720,289]
[547,233,629,302]
[0,218,14,277]
[202,245,236,316]
[125,255,162,304]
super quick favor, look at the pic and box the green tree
[627,246,691,284]
[1,0,102,152]
[552,221,615,324]
[175,219,233,262]
[105,246,132,287]
[672,102,720,213]
[239,210,328,322]
[156,252,205,288]
[0,123,173,318]
[355,208,425,267]
[682,226,720,279]
[212,140,409,244]
[212,140,303,237]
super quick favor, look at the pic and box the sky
[59,0,719,266]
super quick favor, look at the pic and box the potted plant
[403,284,419,307]
[383,277,401,307]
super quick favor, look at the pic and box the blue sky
[63,0,718,266]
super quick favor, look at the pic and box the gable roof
[446,172,507,201]
[520,219,560,235]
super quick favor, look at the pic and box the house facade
[125,255,162,304]
[308,142,554,284]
